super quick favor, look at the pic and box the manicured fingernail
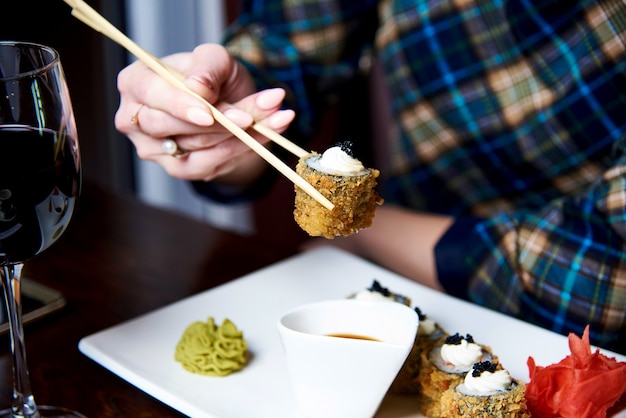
[187,107,214,126]
[268,109,295,128]
[224,108,253,126]
[256,88,285,110]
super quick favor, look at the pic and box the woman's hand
[115,43,295,186]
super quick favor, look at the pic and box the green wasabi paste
[174,317,248,376]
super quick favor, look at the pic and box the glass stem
[1,264,39,418]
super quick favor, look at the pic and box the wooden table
[0,181,298,417]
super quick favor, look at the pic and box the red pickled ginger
[526,325,626,418]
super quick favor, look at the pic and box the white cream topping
[352,289,395,303]
[308,146,366,176]
[440,339,483,368]
[463,368,512,394]
[417,318,437,336]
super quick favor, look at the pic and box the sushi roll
[294,142,383,239]
[348,279,411,306]
[390,306,447,394]
[419,333,496,417]
[439,361,531,417]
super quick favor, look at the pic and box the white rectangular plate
[79,247,626,418]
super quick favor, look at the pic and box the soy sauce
[327,333,380,342]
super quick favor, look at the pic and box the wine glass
[0,41,83,417]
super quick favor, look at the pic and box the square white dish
[79,246,626,417]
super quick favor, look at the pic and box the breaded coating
[439,380,531,417]
[294,153,382,238]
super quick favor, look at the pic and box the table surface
[0,181,297,417]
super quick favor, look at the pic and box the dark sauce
[0,125,81,264]
[327,333,380,342]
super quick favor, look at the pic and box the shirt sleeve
[222,0,379,138]
[435,216,485,300]
[435,150,626,353]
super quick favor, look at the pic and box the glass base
[0,405,86,418]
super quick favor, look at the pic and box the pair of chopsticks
[62,0,334,210]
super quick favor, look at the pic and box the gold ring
[162,138,190,158]
[131,104,144,128]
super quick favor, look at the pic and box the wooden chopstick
[64,0,333,210]
[142,60,310,159]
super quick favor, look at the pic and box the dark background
[1,0,134,195]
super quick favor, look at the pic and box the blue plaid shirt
[223,0,626,351]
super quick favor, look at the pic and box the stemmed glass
[0,42,82,417]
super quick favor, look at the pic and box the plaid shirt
[224,0,626,351]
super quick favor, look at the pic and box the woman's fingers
[116,56,214,132]
[114,43,297,184]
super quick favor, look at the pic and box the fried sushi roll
[418,333,496,417]
[440,361,531,417]
[390,307,447,394]
[294,142,382,239]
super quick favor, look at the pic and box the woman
[116,0,626,352]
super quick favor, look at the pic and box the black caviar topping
[414,306,428,321]
[367,279,391,297]
[444,333,474,345]
[336,141,355,157]
[471,361,498,377]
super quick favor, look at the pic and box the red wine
[0,125,81,264]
